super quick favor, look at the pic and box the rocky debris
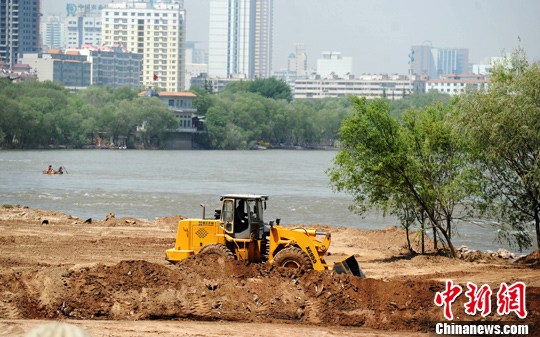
[457,245,516,262]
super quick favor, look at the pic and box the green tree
[0,80,79,147]
[189,86,213,115]
[456,47,540,250]
[135,97,178,148]
[223,77,292,101]
[329,97,475,257]
[0,99,24,147]
[249,77,292,101]
[390,91,451,119]
[402,103,479,251]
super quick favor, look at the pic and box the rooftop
[139,91,196,98]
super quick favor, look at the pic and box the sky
[42,0,540,75]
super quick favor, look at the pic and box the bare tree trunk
[403,176,457,257]
[433,226,438,250]
[535,209,540,250]
[421,219,425,254]
[405,226,413,254]
[434,223,457,257]
[446,216,452,240]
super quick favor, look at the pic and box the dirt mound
[516,250,540,268]
[1,206,539,335]
[525,250,540,260]
[0,258,467,331]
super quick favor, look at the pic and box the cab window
[222,199,233,223]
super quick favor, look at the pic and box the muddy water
[0,149,531,253]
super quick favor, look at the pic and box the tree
[249,77,292,101]
[456,47,540,250]
[328,97,475,257]
[223,77,292,102]
[189,86,213,115]
[401,103,479,251]
[134,98,178,148]
[390,91,451,119]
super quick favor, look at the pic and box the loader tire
[199,244,235,262]
[273,246,313,271]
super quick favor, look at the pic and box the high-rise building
[41,16,65,50]
[436,48,469,77]
[253,0,272,78]
[208,0,273,79]
[409,45,437,79]
[287,43,308,77]
[410,45,469,79]
[65,4,104,48]
[101,0,187,91]
[0,0,41,67]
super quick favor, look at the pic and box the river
[0,149,533,253]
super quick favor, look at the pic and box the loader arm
[268,226,330,271]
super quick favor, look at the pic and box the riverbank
[0,205,538,336]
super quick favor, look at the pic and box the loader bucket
[333,255,365,277]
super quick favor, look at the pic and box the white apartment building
[65,4,104,48]
[426,74,490,96]
[41,16,64,50]
[208,0,273,79]
[316,52,352,78]
[101,0,186,91]
[294,74,419,100]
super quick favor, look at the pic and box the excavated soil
[0,205,538,336]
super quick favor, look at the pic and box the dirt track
[0,205,538,336]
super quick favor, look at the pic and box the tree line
[328,48,540,254]
[0,81,177,149]
[0,75,448,150]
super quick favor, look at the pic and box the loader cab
[220,194,267,239]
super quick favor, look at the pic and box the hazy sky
[43,0,540,75]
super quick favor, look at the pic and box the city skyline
[41,0,540,75]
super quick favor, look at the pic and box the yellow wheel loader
[165,194,364,277]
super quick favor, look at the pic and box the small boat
[43,170,63,175]
[43,165,66,175]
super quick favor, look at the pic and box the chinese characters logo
[434,280,527,320]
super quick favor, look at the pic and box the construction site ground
[0,205,538,336]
